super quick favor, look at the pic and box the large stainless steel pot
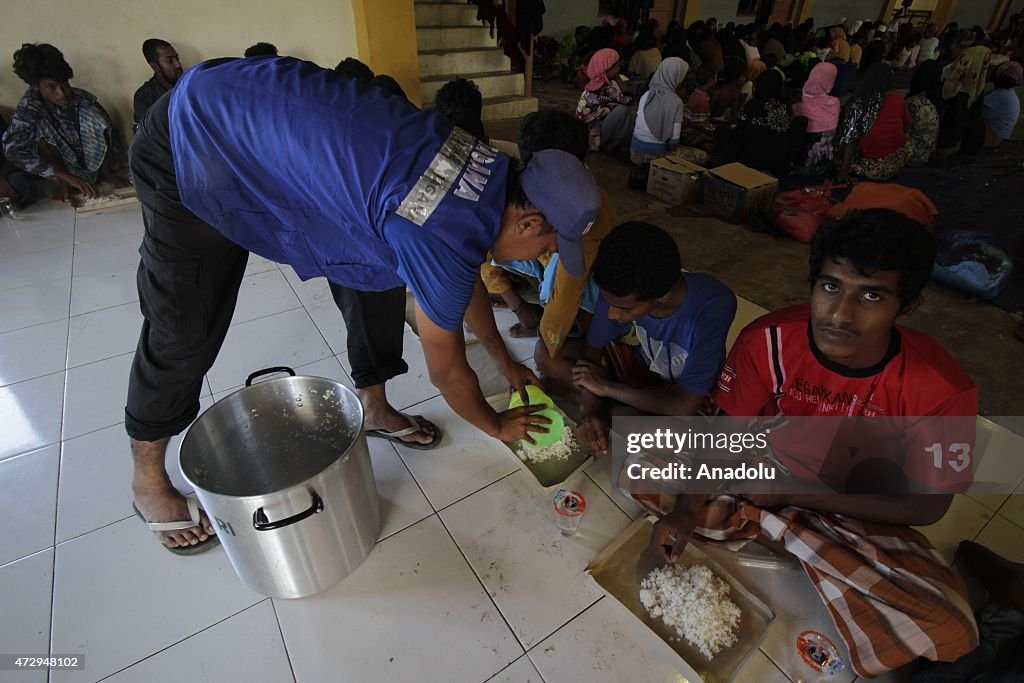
[180,367,380,598]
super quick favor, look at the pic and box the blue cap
[520,149,600,277]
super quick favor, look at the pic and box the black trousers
[329,283,408,388]
[125,94,407,441]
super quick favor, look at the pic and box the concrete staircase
[415,0,538,120]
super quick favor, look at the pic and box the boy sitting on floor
[536,221,737,452]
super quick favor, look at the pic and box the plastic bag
[932,231,1014,300]
[769,183,838,243]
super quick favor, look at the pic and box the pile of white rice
[639,563,741,659]
[515,426,576,463]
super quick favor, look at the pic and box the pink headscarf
[585,48,620,92]
[793,62,841,133]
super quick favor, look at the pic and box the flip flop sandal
[366,414,443,450]
[133,496,221,556]
[508,322,539,338]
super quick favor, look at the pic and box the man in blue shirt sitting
[126,57,601,554]
[537,222,736,454]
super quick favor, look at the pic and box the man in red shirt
[647,210,979,677]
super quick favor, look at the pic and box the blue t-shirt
[167,57,509,331]
[587,272,737,394]
[983,88,1021,141]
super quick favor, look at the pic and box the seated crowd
[566,9,1022,182]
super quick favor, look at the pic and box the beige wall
[0,0,357,141]
[351,0,421,107]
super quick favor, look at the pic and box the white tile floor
[1,201,1022,683]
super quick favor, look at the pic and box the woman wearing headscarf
[981,61,1023,148]
[733,70,803,178]
[936,44,991,156]
[828,26,852,62]
[904,60,944,165]
[629,57,690,164]
[792,62,841,174]
[837,63,913,181]
[575,48,633,152]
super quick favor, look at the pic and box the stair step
[418,47,510,78]
[416,25,495,50]
[421,71,524,105]
[414,2,478,26]
[481,95,539,121]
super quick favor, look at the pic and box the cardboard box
[646,156,706,206]
[699,163,779,222]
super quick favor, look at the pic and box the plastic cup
[553,489,586,536]
[791,630,844,682]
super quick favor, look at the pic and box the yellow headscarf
[942,45,992,107]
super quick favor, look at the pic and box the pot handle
[252,491,324,531]
[245,366,296,387]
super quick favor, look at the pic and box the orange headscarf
[585,48,621,92]
[829,27,851,62]
[744,59,767,83]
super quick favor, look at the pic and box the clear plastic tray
[587,517,775,683]
[486,393,594,494]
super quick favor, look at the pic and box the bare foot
[52,182,70,202]
[511,302,542,338]
[133,484,216,549]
